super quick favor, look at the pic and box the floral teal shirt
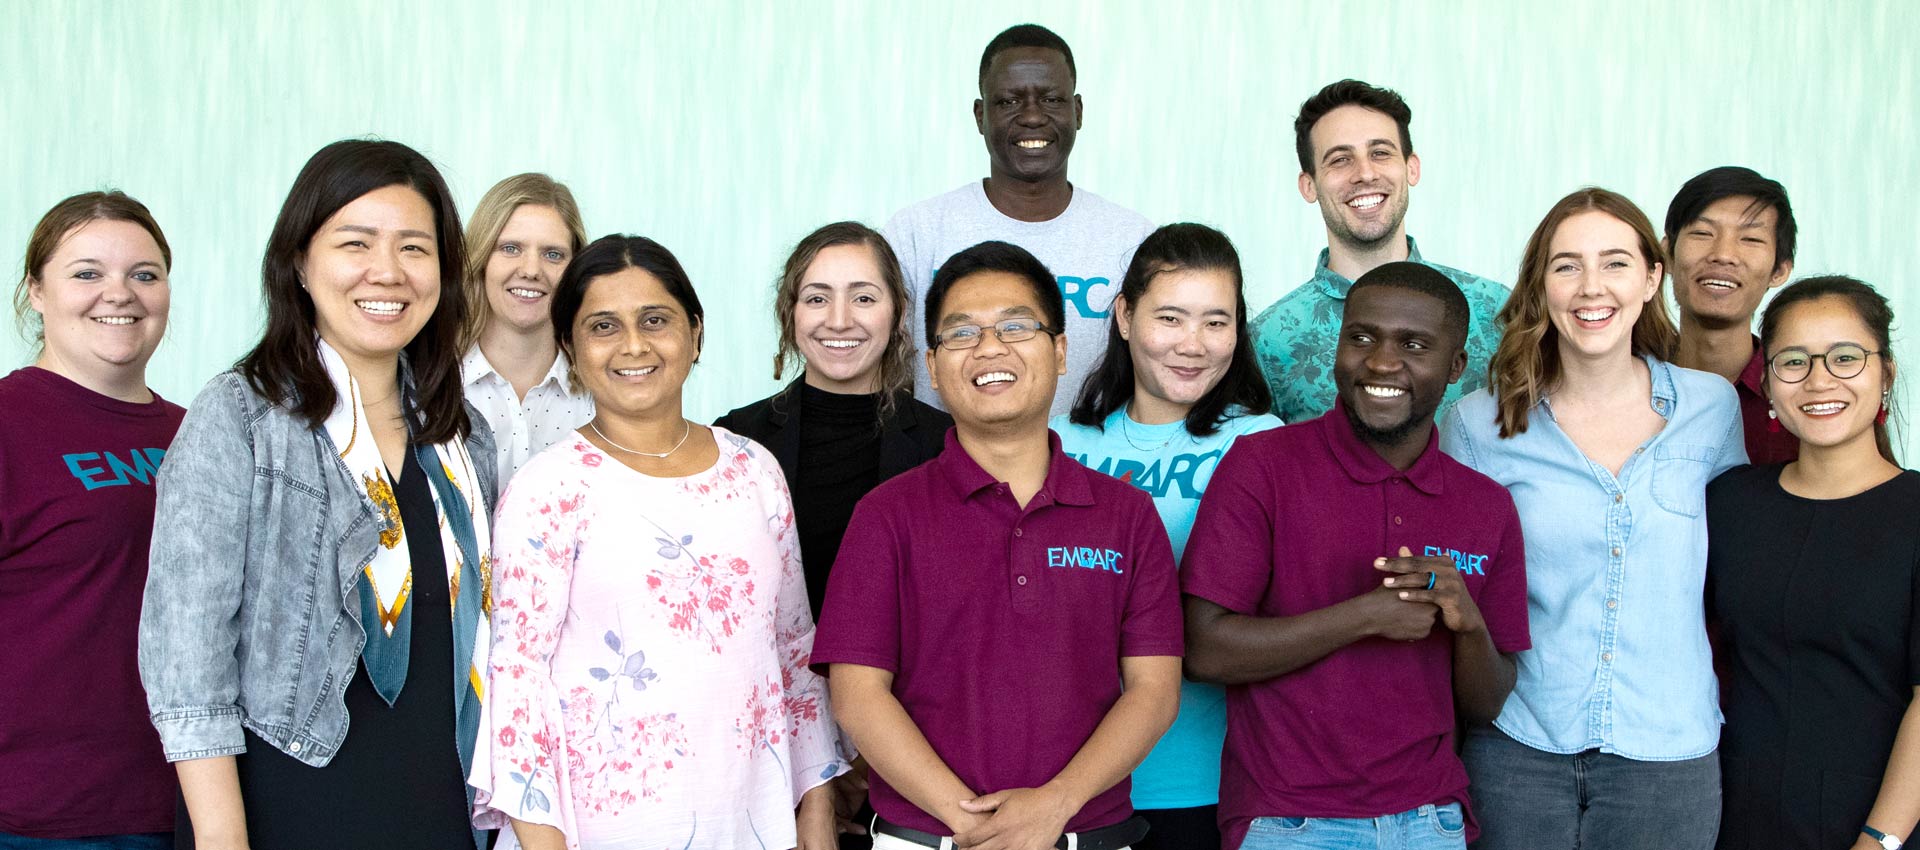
[1249,237,1510,424]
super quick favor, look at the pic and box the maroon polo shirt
[1737,336,1800,465]
[812,428,1184,835]
[1181,406,1530,849]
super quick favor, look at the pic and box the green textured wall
[5,0,1916,457]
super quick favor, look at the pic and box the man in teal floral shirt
[1250,80,1510,424]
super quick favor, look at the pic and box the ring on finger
[1425,571,1437,590]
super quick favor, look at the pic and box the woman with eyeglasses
[1708,276,1919,850]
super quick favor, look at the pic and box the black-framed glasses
[932,318,1057,350]
[1767,343,1882,384]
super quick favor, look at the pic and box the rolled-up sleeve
[138,375,255,761]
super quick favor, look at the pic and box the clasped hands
[1367,545,1488,639]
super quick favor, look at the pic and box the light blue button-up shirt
[1440,357,1746,760]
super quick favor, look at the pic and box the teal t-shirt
[1248,237,1511,425]
[1051,404,1283,809]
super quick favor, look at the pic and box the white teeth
[1362,385,1406,398]
[1801,401,1847,414]
[1017,140,1050,149]
[92,316,137,325]
[973,371,1016,386]
[1699,279,1737,290]
[1349,194,1385,209]
[614,366,657,377]
[507,287,545,299]
[358,300,404,315]
[820,339,862,349]
[1575,308,1614,322]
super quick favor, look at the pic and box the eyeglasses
[932,318,1057,350]
[1767,343,1883,384]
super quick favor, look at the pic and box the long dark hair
[1759,275,1900,464]
[1069,223,1271,436]
[238,139,470,444]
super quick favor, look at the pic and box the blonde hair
[458,173,587,350]
[1489,187,1678,437]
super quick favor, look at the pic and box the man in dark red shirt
[1181,263,1530,850]
[1665,166,1802,464]
[813,240,1183,850]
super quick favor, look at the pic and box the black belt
[871,813,1148,850]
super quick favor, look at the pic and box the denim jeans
[0,834,169,850]
[1463,726,1720,850]
[1241,803,1467,850]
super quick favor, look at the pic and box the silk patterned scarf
[318,339,493,783]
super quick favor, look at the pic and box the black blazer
[713,379,953,494]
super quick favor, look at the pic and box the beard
[1340,393,1433,448]
[1321,191,1409,252]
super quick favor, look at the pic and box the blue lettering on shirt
[929,266,1115,319]
[64,448,168,491]
[1424,545,1489,576]
[1066,450,1224,501]
[1046,546,1126,575]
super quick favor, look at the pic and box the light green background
[6,0,1915,457]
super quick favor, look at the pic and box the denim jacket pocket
[1651,442,1720,516]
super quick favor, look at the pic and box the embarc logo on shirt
[1424,545,1490,576]
[1046,546,1126,575]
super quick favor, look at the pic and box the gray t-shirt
[884,180,1155,417]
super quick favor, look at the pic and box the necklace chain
[590,418,692,459]
[1118,404,1178,453]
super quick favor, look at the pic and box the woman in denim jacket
[139,140,498,850]
[1441,188,1745,850]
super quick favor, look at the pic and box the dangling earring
[1878,390,1890,425]
[1766,403,1781,432]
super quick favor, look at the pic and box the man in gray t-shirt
[885,23,1154,417]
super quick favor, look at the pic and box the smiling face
[1334,284,1464,448]
[975,46,1081,186]
[567,266,700,422]
[483,204,573,334]
[794,243,895,394]
[29,219,171,388]
[1118,268,1238,422]
[1765,296,1891,453]
[1544,210,1662,363]
[1298,104,1421,251]
[1670,195,1792,330]
[926,270,1066,434]
[302,184,441,372]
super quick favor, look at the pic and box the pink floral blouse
[471,428,850,850]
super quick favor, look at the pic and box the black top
[716,379,953,616]
[181,450,472,850]
[1708,464,1920,850]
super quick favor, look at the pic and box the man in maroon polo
[813,240,1183,850]
[1181,263,1530,850]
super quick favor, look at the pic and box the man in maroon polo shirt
[1664,165,1801,464]
[1182,262,1530,850]
[813,240,1183,850]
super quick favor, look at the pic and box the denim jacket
[138,370,498,767]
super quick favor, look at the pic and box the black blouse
[1708,464,1920,850]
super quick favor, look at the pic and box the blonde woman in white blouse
[459,174,596,482]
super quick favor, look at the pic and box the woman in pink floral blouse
[471,234,849,850]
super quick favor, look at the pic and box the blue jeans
[1241,803,1467,850]
[1462,726,1720,850]
[0,834,169,850]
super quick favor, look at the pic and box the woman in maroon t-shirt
[0,191,184,848]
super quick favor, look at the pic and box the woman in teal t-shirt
[1052,222,1279,849]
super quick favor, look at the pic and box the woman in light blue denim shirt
[1440,188,1745,850]
[139,140,497,850]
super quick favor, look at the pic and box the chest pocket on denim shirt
[1650,442,1720,516]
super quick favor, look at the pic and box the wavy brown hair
[457,173,587,351]
[16,190,172,352]
[770,222,915,419]
[1489,187,1678,437]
